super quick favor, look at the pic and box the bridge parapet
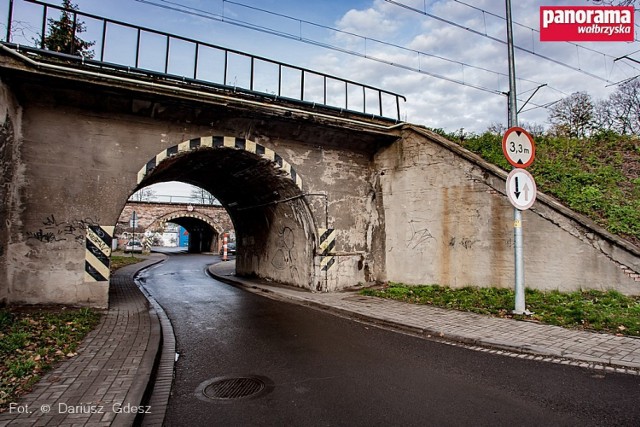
[4,0,406,122]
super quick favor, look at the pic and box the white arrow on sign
[506,169,537,210]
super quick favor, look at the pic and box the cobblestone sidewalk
[0,256,164,426]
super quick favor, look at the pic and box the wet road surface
[137,253,640,426]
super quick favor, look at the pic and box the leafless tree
[588,0,638,8]
[486,122,507,135]
[190,187,218,205]
[520,122,546,138]
[129,187,157,202]
[593,99,616,132]
[607,78,640,135]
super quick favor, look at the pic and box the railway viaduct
[1,44,639,308]
[116,201,233,253]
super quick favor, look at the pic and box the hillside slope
[452,131,640,247]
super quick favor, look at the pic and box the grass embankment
[0,308,101,409]
[451,131,640,246]
[362,283,640,336]
[110,254,144,272]
[0,255,144,409]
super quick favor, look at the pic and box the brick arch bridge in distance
[117,201,234,254]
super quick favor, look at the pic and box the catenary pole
[505,0,528,314]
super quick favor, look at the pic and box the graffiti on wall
[26,215,101,245]
[271,226,300,282]
[448,236,478,250]
[406,218,435,250]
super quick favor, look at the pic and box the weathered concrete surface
[117,201,233,252]
[377,126,640,294]
[0,45,639,307]
[0,78,24,305]
[0,47,397,305]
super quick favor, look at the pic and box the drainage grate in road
[198,375,274,401]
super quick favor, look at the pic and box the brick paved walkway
[210,262,640,374]
[0,256,165,426]
[3,256,639,426]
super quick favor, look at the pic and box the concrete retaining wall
[0,79,23,305]
[377,126,640,294]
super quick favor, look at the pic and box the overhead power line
[133,0,570,104]
[383,0,619,84]
[133,0,502,95]
[451,0,640,49]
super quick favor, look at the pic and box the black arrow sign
[514,176,521,199]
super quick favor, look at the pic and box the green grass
[362,283,640,336]
[110,255,144,272]
[450,130,640,246]
[0,308,101,408]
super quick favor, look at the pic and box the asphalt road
[137,253,640,426]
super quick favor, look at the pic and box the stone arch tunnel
[121,203,232,254]
[135,136,317,287]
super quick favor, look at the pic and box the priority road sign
[502,127,535,168]
[506,169,537,210]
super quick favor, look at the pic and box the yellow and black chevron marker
[85,225,114,282]
[318,228,336,271]
[137,136,304,189]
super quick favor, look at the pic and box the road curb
[207,263,640,375]
[125,255,177,426]
[110,256,167,426]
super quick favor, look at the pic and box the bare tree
[548,92,595,138]
[520,122,546,138]
[593,99,615,132]
[190,187,218,205]
[129,187,157,202]
[588,0,638,8]
[486,122,506,135]
[607,78,640,135]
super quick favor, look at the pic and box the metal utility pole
[505,0,528,315]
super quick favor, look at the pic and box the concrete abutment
[0,50,638,307]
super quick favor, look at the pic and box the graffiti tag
[26,214,101,245]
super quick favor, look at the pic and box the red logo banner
[540,6,634,42]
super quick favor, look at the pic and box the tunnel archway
[135,135,318,289]
[148,211,225,253]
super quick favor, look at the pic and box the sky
[4,0,639,197]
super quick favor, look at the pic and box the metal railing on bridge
[2,0,406,121]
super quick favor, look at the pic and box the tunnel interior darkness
[133,140,318,288]
[166,217,217,254]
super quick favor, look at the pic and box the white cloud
[323,0,640,132]
[337,7,400,37]
[53,0,640,134]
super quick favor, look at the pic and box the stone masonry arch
[136,136,304,189]
[136,135,321,290]
[148,211,225,236]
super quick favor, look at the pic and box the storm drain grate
[198,376,273,401]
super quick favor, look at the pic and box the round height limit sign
[502,126,535,168]
[503,127,537,210]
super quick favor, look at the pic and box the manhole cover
[197,375,273,402]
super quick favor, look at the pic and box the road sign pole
[505,0,529,315]
[514,209,526,313]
